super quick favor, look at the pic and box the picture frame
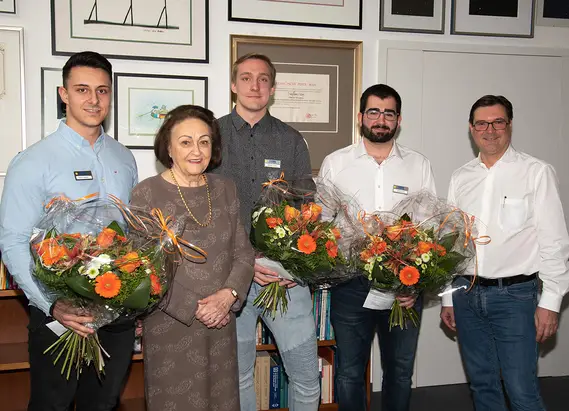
[380,0,445,34]
[0,0,16,14]
[536,0,569,28]
[51,0,209,63]
[0,26,25,177]
[451,0,535,38]
[114,73,208,149]
[228,0,362,30]
[231,35,362,172]
[41,68,64,138]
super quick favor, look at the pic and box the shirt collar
[230,107,271,133]
[355,139,402,161]
[58,121,106,149]
[476,144,517,168]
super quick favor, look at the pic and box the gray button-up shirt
[214,109,312,231]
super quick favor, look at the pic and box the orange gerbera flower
[266,217,283,229]
[97,228,117,248]
[325,240,338,258]
[434,244,447,256]
[115,251,142,273]
[417,241,433,255]
[36,238,67,266]
[369,239,387,256]
[150,273,162,295]
[331,227,341,239]
[95,272,121,298]
[297,234,317,254]
[399,266,420,286]
[300,203,322,222]
[284,205,300,222]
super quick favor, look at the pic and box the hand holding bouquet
[250,174,360,318]
[356,191,482,330]
[30,195,206,379]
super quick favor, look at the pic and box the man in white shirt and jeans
[440,95,569,411]
[319,84,436,411]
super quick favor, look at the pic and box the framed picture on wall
[0,26,25,177]
[51,0,209,63]
[451,0,535,37]
[229,0,362,30]
[114,73,208,149]
[41,68,64,138]
[231,35,362,172]
[536,0,569,27]
[380,0,445,34]
[0,0,16,14]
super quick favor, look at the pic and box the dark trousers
[27,306,135,411]
[331,278,422,411]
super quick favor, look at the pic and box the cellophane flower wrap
[250,174,360,317]
[30,195,205,379]
[355,191,480,330]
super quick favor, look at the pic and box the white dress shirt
[442,145,569,312]
[319,140,436,308]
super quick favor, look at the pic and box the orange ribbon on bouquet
[45,192,99,209]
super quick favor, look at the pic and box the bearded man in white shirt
[319,84,436,411]
[440,95,569,411]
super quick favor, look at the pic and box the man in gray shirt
[215,53,320,411]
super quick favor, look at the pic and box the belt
[460,273,537,287]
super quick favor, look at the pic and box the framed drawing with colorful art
[451,0,535,37]
[0,26,25,177]
[229,0,362,29]
[231,35,362,172]
[380,0,445,34]
[51,0,209,63]
[114,73,208,149]
[0,0,16,14]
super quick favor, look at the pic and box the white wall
[2,0,569,390]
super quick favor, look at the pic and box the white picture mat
[230,0,361,27]
[41,68,63,138]
[536,0,569,27]
[52,0,208,62]
[381,0,445,32]
[115,74,206,147]
[452,0,535,37]
[0,26,25,176]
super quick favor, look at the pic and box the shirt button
[251,156,254,160]
[101,178,105,182]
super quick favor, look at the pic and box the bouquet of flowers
[356,191,482,330]
[250,174,360,317]
[30,194,206,379]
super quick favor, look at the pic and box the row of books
[254,349,335,410]
[0,260,19,290]
[255,289,334,345]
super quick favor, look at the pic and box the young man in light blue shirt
[0,51,138,411]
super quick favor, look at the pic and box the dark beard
[361,124,397,143]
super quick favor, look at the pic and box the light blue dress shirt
[0,122,138,314]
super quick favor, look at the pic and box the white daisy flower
[415,258,423,266]
[275,226,286,238]
[78,265,86,275]
[421,253,431,263]
[91,254,112,266]
[86,267,100,279]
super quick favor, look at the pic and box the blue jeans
[331,278,422,411]
[236,282,320,411]
[452,276,546,411]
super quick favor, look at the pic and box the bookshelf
[0,289,145,411]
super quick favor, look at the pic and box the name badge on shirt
[74,171,93,181]
[264,159,281,169]
[392,184,409,195]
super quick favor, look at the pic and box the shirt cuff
[441,293,454,307]
[538,290,563,313]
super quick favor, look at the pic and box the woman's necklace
[169,168,212,227]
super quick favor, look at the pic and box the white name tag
[392,184,409,195]
[264,159,281,169]
[74,170,93,181]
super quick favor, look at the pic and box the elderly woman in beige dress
[131,105,254,411]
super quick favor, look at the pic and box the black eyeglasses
[363,108,398,121]
[473,119,509,132]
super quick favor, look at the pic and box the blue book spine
[269,357,280,408]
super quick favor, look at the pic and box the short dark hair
[359,84,402,114]
[154,105,222,171]
[231,53,277,87]
[62,51,112,87]
[469,95,514,124]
